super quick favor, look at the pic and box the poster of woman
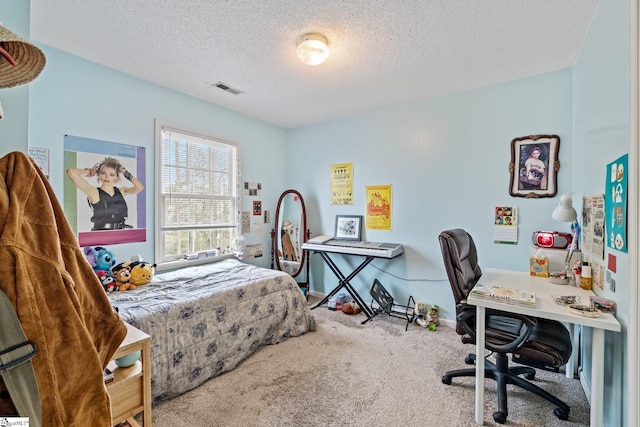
[64,135,146,246]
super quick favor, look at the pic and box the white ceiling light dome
[296,33,329,65]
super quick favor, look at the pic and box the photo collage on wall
[605,154,628,252]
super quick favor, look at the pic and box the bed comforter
[109,258,315,403]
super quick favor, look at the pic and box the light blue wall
[287,69,574,320]
[0,0,630,424]
[573,0,629,425]
[22,44,287,267]
[0,0,31,156]
[284,0,629,424]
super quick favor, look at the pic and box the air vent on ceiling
[212,81,244,95]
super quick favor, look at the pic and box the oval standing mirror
[271,189,309,294]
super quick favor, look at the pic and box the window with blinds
[156,124,241,263]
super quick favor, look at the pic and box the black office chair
[438,229,572,424]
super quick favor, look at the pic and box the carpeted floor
[151,297,589,426]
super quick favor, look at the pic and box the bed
[108,258,316,404]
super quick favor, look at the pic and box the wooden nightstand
[107,322,151,427]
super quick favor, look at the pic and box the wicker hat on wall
[0,24,46,89]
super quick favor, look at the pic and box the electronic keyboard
[302,237,404,259]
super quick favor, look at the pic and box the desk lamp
[552,194,579,284]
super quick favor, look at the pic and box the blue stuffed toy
[84,246,117,272]
[83,246,117,292]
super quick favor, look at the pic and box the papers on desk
[470,284,536,308]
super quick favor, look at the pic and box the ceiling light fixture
[296,33,329,65]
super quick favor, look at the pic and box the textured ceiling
[30,0,598,129]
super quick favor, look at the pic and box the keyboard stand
[310,251,376,323]
[304,241,405,324]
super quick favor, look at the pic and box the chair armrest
[456,304,537,354]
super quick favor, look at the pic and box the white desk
[467,268,621,426]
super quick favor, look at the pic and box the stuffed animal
[84,246,118,293]
[427,305,439,331]
[414,301,429,327]
[111,262,135,291]
[97,270,118,293]
[84,246,117,273]
[128,260,156,286]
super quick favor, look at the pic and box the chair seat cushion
[462,317,571,368]
[517,318,572,367]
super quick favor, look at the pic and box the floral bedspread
[278,258,301,276]
[109,258,316,403]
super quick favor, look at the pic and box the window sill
[155,253,238,273]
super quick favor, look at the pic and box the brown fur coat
[0,151,127,426]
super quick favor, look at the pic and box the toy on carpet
[341,301,362,315]
[414,301,429,328]
[427,305,439,331]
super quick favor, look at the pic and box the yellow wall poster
[330,163,353,205]
[366,185,392,230]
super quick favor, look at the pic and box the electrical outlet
[610,278,616,292]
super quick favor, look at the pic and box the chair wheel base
[464,355,475,364]
[493,411,507,424]
[441,375,452,385]
[554,408,569,420]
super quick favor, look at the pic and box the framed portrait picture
[509,134,560,198]
[334,215,363,241]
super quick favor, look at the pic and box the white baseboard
[308,290,324,299]
[579,367,591,405]
[579,368,610,426]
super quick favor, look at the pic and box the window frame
[154,121,241,270]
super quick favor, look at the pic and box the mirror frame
[273,189,308,278]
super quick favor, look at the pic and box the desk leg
[591,328,605,427]
[565,323,577,379]
[475,306,485,425]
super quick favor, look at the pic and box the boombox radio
[531,231,573,249]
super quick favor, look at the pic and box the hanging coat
[0,151,127,426]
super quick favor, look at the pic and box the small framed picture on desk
[334,215,362,240]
